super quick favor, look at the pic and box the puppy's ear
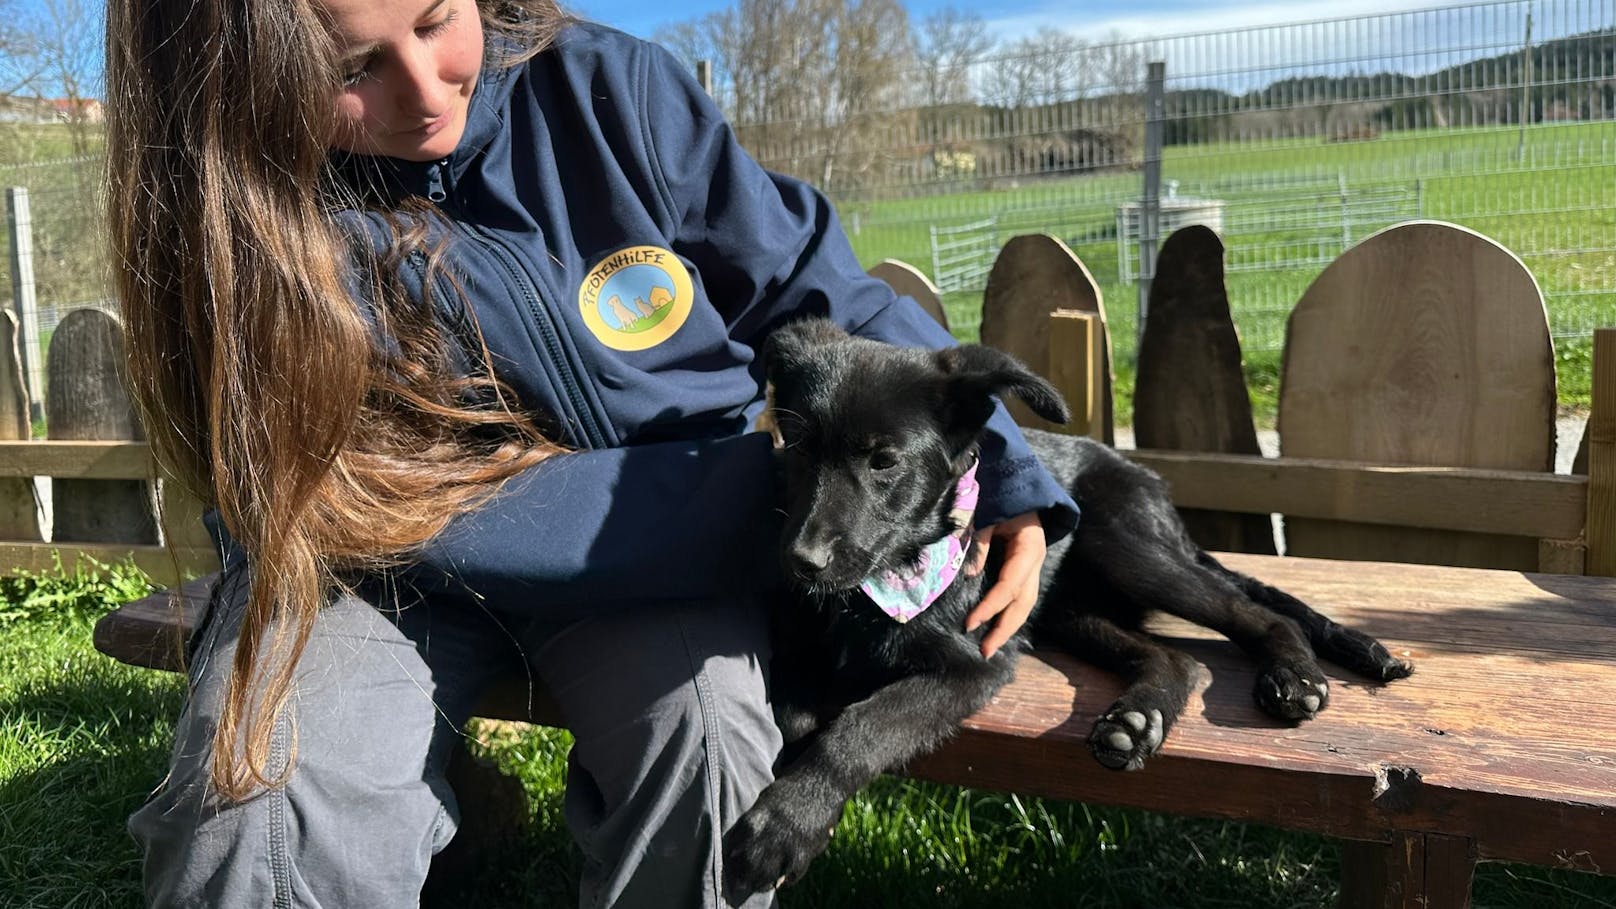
[935,345,1072,433]
[763,317,846,380]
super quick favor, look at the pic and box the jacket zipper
[428,160,610,449]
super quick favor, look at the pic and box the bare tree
[0,0,44,101]
[983,27,1089,109]
[913,7,993,107]
[812,0,914,188]
[658,0,914,195]
[652,18,721,78]
[25,0,103,155]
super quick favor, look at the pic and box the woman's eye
[340,53,376,87]
[869,450,898,471]
[419,8,458,37]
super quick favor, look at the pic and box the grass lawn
[840,120,1616,426]
[5,562,1616,907]
[5,120,1612,426]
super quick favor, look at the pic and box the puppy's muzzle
[784,533,842,583]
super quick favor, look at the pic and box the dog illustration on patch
[606,294,640,329]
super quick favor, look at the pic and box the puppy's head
[764,318,1068,593]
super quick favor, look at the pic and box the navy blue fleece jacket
[329,23,1079,618]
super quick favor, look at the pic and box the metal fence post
[696,59,713,97]
[1137,61,1166,349]
[1339,172,1351,250]
[5,187,43,426]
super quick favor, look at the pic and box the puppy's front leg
[722,659,1012,905]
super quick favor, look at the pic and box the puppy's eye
[869,449,899,471]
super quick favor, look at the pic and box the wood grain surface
[1279,221,1556,570]
[1135,226,1276,554]
[867,259,949,332]
[0,311,41,541]
[980,235,1114,442]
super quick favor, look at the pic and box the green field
[3,120,1613,426]
[837,120,1616,425]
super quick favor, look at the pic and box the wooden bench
[70,306,1616,909]
[93,548,1616,909]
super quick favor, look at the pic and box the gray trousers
[130,568,783,908]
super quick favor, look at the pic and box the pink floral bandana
[859,459,980,623]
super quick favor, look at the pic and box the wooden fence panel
[46,308,159,544]
[0,310,41,541]
[1134,226,1275,554]
[980,235,1114,442]
[867,259,949,332]
[1279,221,1555,570]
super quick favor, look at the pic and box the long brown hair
[106,0,571,799]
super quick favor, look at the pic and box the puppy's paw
[721,792,831,906]
[1322,626,1414,682]
[1089,705,1166,771]
[1255,662,1330,721]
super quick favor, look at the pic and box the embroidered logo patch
[578,246,694,351]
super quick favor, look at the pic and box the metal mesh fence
[706,0,1615,362]
[2,0,1612,398]
[1,155,113,332]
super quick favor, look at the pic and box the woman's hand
[962,511,1046,659]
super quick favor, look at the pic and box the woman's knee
[132,580,510,907]
[530,598,783,908]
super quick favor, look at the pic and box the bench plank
[1129,450,1586,540]
[910,553,1616,872]
[94,553,1616,878]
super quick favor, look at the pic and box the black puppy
[721,318,1412,903]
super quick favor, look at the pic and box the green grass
[842,120,1616,427]
[5,562,1616,907]
[0,558,177,909]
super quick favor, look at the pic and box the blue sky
[1,0,1547,98]
[0,0,1530,46]
[574,0,1473,45]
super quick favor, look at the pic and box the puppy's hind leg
[1035,608,1197,771]
[1194,551,1413,682]
[1097,549,1332,723]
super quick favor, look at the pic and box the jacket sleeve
[404,431,785,619]
[641,42,1079,541]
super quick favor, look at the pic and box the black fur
[721,319,1412,904]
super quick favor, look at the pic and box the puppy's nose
[785,537,839,579]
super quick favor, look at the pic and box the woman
[105,0,1080,904]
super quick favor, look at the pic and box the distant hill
[1165,28,1615,144]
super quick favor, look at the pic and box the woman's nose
[391,45,449,117]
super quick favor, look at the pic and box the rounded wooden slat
[47,308,158,545]
[0,310,42,541]
[867,259,949,332]
[980,234,1113,442]
[1135,225,1275,554]
[1279,221,1555,569]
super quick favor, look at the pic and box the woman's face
[320,0,484,161]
